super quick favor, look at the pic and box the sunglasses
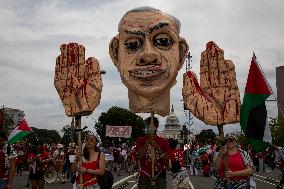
[226,138,236,143]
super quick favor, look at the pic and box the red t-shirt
[169,149,185,167]
[219,150,247,181]
[134,135,171,177]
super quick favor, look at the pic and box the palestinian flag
[8,119,32,144]
[240,54,272,152]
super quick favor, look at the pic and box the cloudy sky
[0,0,283,135]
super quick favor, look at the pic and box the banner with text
[105,125,132,138]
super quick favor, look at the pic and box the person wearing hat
[213,133,255,189]
[71,132,106,189]
[0,130,16,189]
[132,117,171,189]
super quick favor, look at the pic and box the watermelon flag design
[240,54,272,152]
[8,119,32,144]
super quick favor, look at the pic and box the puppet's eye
[125,38,143,52]
[153,34,173,50]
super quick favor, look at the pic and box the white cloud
[0,0,283,135]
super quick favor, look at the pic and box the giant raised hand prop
[54,43,103,116]
[183,41,240,126]
[109,7,188,116]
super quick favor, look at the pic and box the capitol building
[157,105,182,142]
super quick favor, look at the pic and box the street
[12,167,283,189]
[189,168,283,189]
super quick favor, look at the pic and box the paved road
[13,169,138,189]
[12,168,283,189]
[189,168,283,189]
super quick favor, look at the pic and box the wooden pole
[218,124,232,189]
[75,115,83,189]
[217,124,224,140]
[150,111,155,186]
[223,153,232,189]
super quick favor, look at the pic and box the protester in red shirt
[71,132,106,188]
[169,139,185,168]
[27,144,51,189]
[133,117,171,188]
[213,133,255,189]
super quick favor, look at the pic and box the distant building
[164,105,181,142]
[276,66,284,115]
[2,107,25,129]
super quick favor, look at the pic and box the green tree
[60,126,90,147]
[269,113,284,147]
[94,106,146,144]
[24,127,61,145]
[197,129,216,143]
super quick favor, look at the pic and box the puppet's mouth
[129,67,166,80]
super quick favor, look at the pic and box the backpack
[97,152,114,189]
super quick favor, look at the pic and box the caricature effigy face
[110,8,188,98]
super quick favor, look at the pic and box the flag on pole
[240,54,272,152]
[8,119,32,144]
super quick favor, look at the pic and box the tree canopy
[60,126,90,147]
[196,129,216,143]
[269,113,284,147]
[23,127,61,145]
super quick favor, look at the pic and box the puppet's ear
[179,37,189,70]
[109,36,119,67]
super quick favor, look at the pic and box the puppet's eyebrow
[149,22,170,33]
[124,30,146,38]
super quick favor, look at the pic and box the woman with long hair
[213,133,255,189]
[71,132,106,189]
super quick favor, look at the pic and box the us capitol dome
[164,105,181,141]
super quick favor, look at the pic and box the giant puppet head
[109,7,188,116]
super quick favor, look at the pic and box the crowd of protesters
[1,124,284,189]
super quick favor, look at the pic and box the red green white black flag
[8,119,32,144]
[240,54,272,152]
